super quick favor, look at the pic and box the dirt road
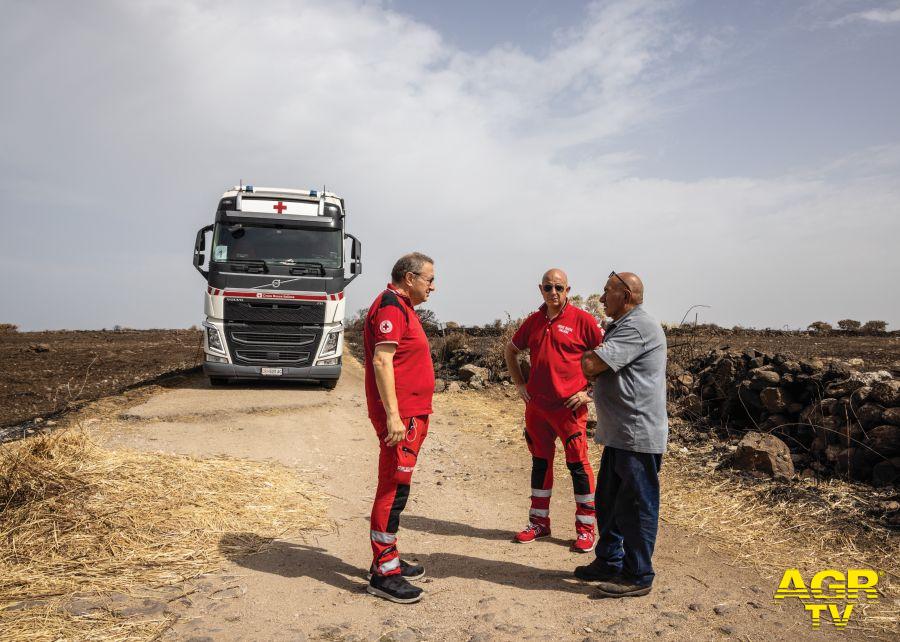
[96,355,853,641]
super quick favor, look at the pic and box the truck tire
[209,376,228,386]
[322,378,338,390]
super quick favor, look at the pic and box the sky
[1,0,898,331]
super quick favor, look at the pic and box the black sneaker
[592,578,652,598]
[367,559,425,581]
[574,559,621,582]
[367,573,424,604]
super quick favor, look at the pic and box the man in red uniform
[504,268,604,553]
[364,252,436,604]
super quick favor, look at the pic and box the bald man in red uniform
[505,268,604,553]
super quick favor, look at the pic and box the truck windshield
[212,225,342,267]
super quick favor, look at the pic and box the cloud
[831,4,900,26]
[1,0,898,331]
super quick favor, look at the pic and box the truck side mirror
[193,225,214,279]
[345,233,362,282]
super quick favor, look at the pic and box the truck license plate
[261,367,283,376]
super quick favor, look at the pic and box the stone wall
[670,349,900,486]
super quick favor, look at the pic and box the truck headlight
[206,326,225,353]
[320,330,340,357]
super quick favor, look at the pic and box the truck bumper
[203,362,341,382]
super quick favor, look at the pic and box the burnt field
[664,330,900,372]
[3,327,898,429]
[0,329,202,427]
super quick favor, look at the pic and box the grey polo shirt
[591,305,668,454]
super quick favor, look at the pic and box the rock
[820,398,839,416]
[688,603,702,612]
[824,360,853,381]
[458,364,489,383]
[847,358,865,368]
[113,598,167,617]
[64,598,105,616]
[714,359,737,388]
[760,387,789,413]
[379,629,419,642]
[679,394,702,418]
[871,458,900,487]
[870,380,900,407]
[433,378,446,393]
[677,373,695,389]
[851,386,872,406]
[857,370,893,386]
[761,414,788,431]
[857,403,885,426]
[731,432,795,481]
[782,360,802,375]
[29,343,51,353]
[447,381,462,394]
[800,358,825,374]
[825,377,865,397]
[468,380,484,390]
[749,368,780,390]
[868,425,900,456]
[786,402,805,415]
[713,603,734,615]
[883,407,900,426]
[891,361,900,376]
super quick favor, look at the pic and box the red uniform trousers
[369,414,429,576]
[524,402,596,534]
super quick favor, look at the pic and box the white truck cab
[193,185,362,388]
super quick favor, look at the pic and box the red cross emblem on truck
[273,201,286,213]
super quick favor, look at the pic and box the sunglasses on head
[609,271,632,293]
[542,284,566,293]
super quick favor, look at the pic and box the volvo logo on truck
[192,185,362,389]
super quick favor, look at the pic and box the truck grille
[233,350,310,364]
[224,298,326,324]
[230,330,316,346]
[224,322,321,367]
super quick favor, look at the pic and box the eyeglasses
[609,271,632,293]
[412,272,435,285]
[542,284,566,293]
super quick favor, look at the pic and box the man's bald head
[542,268,568,286]
[538,268,570,314]
[616,272,644,304]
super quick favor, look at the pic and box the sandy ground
[95,355,858,642]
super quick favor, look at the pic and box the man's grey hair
[391,252,434,283]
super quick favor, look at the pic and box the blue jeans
[592,446,662,586]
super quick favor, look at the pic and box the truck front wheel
[322,379,338,390]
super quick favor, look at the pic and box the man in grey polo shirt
[574,271,668,598]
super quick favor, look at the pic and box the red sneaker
[572,531,596,553]
[514,523,551,543]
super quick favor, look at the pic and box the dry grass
[661,447,899,635]
[441,387,899,636]
[0,429,328,641]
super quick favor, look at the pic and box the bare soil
[0,329,202,428]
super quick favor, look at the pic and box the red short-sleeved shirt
[364,284,435,420]
[512,302,604,409]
